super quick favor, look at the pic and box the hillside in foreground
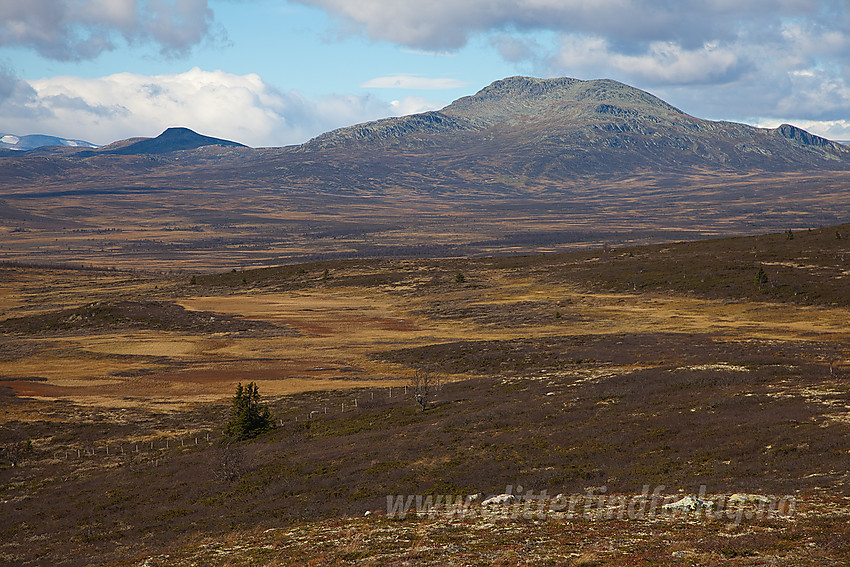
[1,224,848,565]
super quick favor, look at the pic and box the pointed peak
[158,127,200,138]
[105,127,247,155]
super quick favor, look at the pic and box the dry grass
[2,262,849,405]
[1,226,848,566]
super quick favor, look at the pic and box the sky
[1,0,850,148]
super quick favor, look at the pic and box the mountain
[0,133,98,151]
[2,76,850,269]
[301,76,850,174]
[96,127,247,155]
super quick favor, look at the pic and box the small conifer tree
[224,382,273,440]
[755,266,769,286]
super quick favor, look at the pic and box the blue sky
[2,0,850,147]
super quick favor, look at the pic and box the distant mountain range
[3,77,849,170]
[0,133,98,151]
[5,75,850,193]
[0,127,245,154]
[2,76,849,268]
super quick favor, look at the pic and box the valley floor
[1,225,848,565]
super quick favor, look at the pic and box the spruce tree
[224,382,273,440]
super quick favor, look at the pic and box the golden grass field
[1,225,848,566]
[2,255,847,407]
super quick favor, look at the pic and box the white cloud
[492,34,541,63]
[292,0,827,51]
[361,74,468,89]
[296,0,850,127]
[774,69,850,120]
[0,65,37,103]
[0,0,218,60]
[553,36,745,86]
[389,96,444,115]
[0,68,418,147]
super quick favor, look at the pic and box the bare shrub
[1,439,32,468]
[410,370,436,412]
[215,441,245,483]
[572,552,604,566]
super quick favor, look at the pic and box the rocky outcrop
[776,123,844,149]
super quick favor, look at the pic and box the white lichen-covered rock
[728,493,771,505]
[466,492,486,505]
[662,496,709,511]
[481,494,516,507]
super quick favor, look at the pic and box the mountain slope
[301,76,850,174]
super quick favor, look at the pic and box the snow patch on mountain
[0,133,98,151]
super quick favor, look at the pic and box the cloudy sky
[1,0,849,147]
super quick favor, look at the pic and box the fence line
[51,430,216,463]
[43,382,445,464]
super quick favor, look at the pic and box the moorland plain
[2,169,850,272]
[2,77,850,565]
[1,224,848,565]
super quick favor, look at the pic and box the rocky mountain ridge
[300,76,848,174]
[4,76,847,176]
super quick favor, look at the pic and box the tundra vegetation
[0,223,848,566]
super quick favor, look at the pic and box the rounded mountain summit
[302,76,849,174]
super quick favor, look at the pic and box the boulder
[662,495,709,512]
[728,493,770,505]
[466,492,486,505]
[481,494,516,507]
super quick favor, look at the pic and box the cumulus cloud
[360,74,468,89]
[0,68,436,147]
[553,36,746,86]
[389,96,444,116]
[492,34,542,63]
[297,0,850,125]
[0,0,218,60]
[292,0,824,52]
[0,64,37,103]
[774,69,850,120]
